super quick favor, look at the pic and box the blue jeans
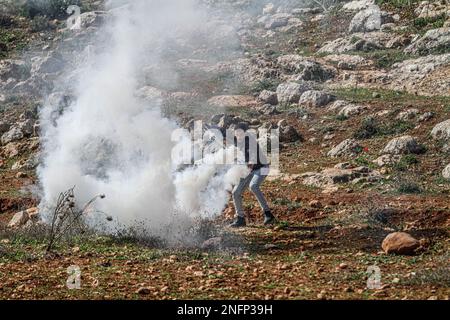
[232,168,270,218]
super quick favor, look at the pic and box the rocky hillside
[0,0,449,300]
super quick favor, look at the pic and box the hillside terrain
[0,0,449,299]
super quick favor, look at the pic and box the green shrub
[395,174,422,194]
[392,154,419,172]
[353,116,378,139]
[250,78,280,94]
[30,14,49,31]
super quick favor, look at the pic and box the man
[229,125,276,228]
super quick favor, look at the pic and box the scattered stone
[348,5,383,33]
[309,200,322,208]
[327,139,362,157]
[323,54,371,70]
[1,127,23,145]
[276,81,312,104]
[373,154,401,167]
[302,166,380,189]
[405,27,450,54]
[418,112,434,122]
[431,119,450,141]
[382,136,425,155]
[298,90,334,108]
[396,108,419,121]
[258,90,278,105]
[342,0,374,12]
[381,232,420,255]
[387,54,450,96]
[280,125,302,143]
[338,103,367,118]
[136,287,152,295]
[257,104,279,115]
[442,164,450,180]
[277,55,334,81]
[7,208,38,228]
[263,243,279,250]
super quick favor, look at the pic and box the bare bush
[46,187,105,252]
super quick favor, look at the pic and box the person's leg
[249,168,276,225]
[230,172,253,227]
[248,169,270,212]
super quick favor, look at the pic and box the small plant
[353,116,378,139]
[392,154,419,172]
[250,78,280,94]
[46,187,106,252]
[394,174,422,194]
[30,15,49,32]
[335,113,348,121]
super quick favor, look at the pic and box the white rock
[1,127,23,145]
[431,119,450,141]
[276,81,311,104]
[298,90,333,107]
[382,136,424,155]
[327,139,362,157]
[348,4,382,33]
[342,0,374,12]
[442,164,450,180]
[258,90,278,105]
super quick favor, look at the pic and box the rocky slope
[0,0,449,300]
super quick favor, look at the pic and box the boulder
[382,136,424,155]
[302,166,380,188]
[318,35,382,54]
[338,104,367,118]
[405,27,450,54]
[327,139,362,157]
[298,90,334,108]
[372,154,401,167]
[442,164,450,180]
[387,53,450,96]
[396,108,419,121]
[1,126,23,145]
[431,119,450,141]
[280,125,302,143]
[276,81,311,104]
[342,0,374,12]
[7,208,39,228]
[382,232,420,255]
[277,55,334,81]
[258,90,278,105]
[348,5,382,33]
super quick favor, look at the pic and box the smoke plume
[38,0,249,243]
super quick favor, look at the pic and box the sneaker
[229,216,246,228]
[263,211,276,225]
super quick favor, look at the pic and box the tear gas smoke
[38,0,251,243]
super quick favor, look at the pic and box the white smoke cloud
[37,0,249,241]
